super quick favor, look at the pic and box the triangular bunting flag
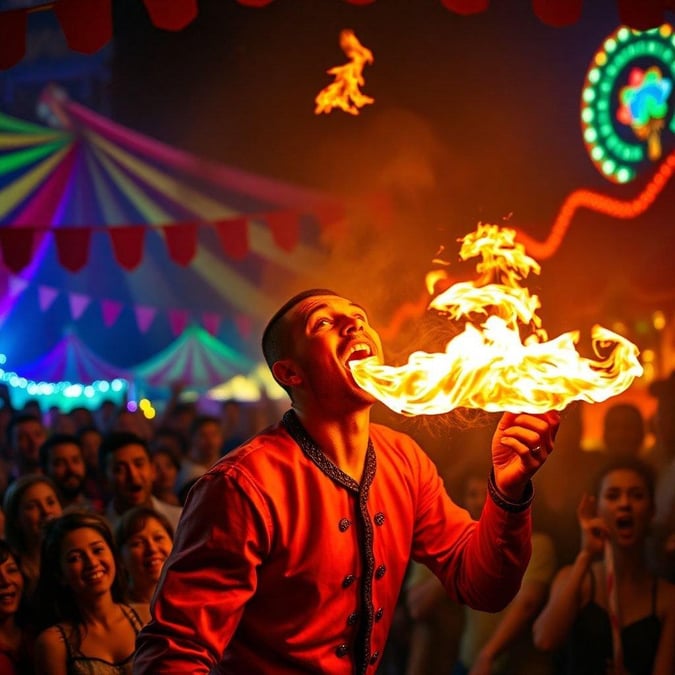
[68,292,91,320]
[163,222,198,266]
[8,275,28,298]
[202,311,221,336]
[38,285,60,311]
[213,217,249,260]
[0,228,35,274]
[54,0,113,54]
[168,309,189,336]
[234,314,253,338]
[108,226,146,271]
[264,211,300,252]
[135,306,157,334]
[142,0,198,30]
[0,9,27,70]
[54,228,92,273]
[101,299,124,328]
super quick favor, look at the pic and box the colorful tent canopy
[131,324,255,392]
[0,86,343,401]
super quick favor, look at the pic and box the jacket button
[375,564,386,579]
[375,607,384,621]
[374,512,385,526]
[347,612,358,625]
[342,574,355,588]
[370,650,379,664]
[338,518,351,532]
[335,643,349,658]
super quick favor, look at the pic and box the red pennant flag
[440,0,489,14]
[532,0,582,26]
[0,9,27,70]
[616,0,665,30]
[163,222,198,266]
[38,286,60,312]
[134,306,157,334]
[142,0,198,30]
[68,292,91,320]
[168,309,189,336]
[264,211,300,252]
[108,226,145,270]
[213,217,249,260]
[54,0,113,54]
[101,299,124,328]
[0,228,35,273]
[202,311,221,336]
[54,228,92,272]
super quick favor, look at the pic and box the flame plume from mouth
[349,224,643,415]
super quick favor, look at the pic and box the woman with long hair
[533,458,675,675]
[114,506,173,604]
[2,474,63,597]
[0,539,33,674]
[33,511,150,674]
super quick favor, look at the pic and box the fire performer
[134,289,560,674]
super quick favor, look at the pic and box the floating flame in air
[350,224,643,415]
[315,29,374,116]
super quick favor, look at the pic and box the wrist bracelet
[487,469,534,513]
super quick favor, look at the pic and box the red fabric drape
[108,226,146,271]
[142,0,198,31]
[213,217,249,260]
[54,0,112,54]
[0,9,27,70]
[264,211,300,252]
[163,222,198,266]
[0,228,35,274]
[532,0,583,26]
[54,228,92,272]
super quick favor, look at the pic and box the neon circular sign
[581,24,675,183]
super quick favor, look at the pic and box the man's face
[193,422,224,465]
[47,442,86,500]
[12,420,47,467]
[276,294,383,409]
[106,443,155,510]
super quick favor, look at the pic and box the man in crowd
[5,413,47,480]
[100,431,182,532]
[135,289,559,674]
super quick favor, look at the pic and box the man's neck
[294,406,371,482]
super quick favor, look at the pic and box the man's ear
[272,359,302,387]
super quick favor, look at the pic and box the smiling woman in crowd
[33,511,150,675]
[115,506,174,604]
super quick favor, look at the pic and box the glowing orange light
[350,224,643,415]
[315,29,374,116]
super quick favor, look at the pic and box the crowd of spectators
[0,373,672,674]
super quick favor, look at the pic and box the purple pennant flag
[101,299,124,328]
[168,309,189,336]
[202,311,221,336]
[38,285,60,311]
[134,306,157,334]
[8,275,29,298]
[68,292,91,320]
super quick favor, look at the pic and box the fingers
[497,411,560,455]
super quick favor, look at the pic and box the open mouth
[615,515,634,532]
[344,342,373,365]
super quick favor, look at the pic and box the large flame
[350,224,643,415]
[315,29,374,116]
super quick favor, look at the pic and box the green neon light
[580,24,674,183]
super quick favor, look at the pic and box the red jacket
[134,412,531,674]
